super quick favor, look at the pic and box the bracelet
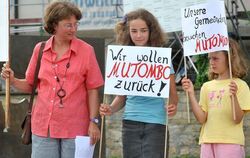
[90,117,99,124]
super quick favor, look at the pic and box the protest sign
[104,45,172,98]
[181,1,229,56]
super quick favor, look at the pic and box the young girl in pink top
[182,38,250,158]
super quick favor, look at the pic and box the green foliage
[247,11,250,19]
[195,136,199,143]
[194,54,209,88]
[246,11,250,24]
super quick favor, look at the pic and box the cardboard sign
[104,45,172,98]
[181,1,229,56]
[0,0,9,61]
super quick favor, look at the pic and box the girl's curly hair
[114,8,167,47]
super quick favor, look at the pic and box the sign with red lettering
[104,45,172,98]
[181,1,229,56]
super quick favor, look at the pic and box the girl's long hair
[114,8,167,47]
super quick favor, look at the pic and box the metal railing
[10,0,48,34]
[225,0,250,57]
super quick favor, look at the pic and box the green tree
[194,54,208,88]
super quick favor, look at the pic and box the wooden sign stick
[99,94,108,158]
[4,0,11,133]
[227,49,236,120]
[184,56,190,123]
[164,99,169,158]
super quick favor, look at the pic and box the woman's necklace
[51,52,72,108]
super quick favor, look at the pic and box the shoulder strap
[27,42,46,113]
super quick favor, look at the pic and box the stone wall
[105,89,250,158]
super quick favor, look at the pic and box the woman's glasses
[63,22,80,30]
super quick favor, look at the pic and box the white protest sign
[0,0,9,61]
[104,45,172,98]
[181,1,229,56]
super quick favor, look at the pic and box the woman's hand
[99,103,113,116]
[1,62,15,84]
[88,122,100,145]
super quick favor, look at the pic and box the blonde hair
[114,8,167,47]
[208,38,248,79]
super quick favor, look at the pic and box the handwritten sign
[0,0,9,61]
[104,45,172,98]
[181,1,229,56]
